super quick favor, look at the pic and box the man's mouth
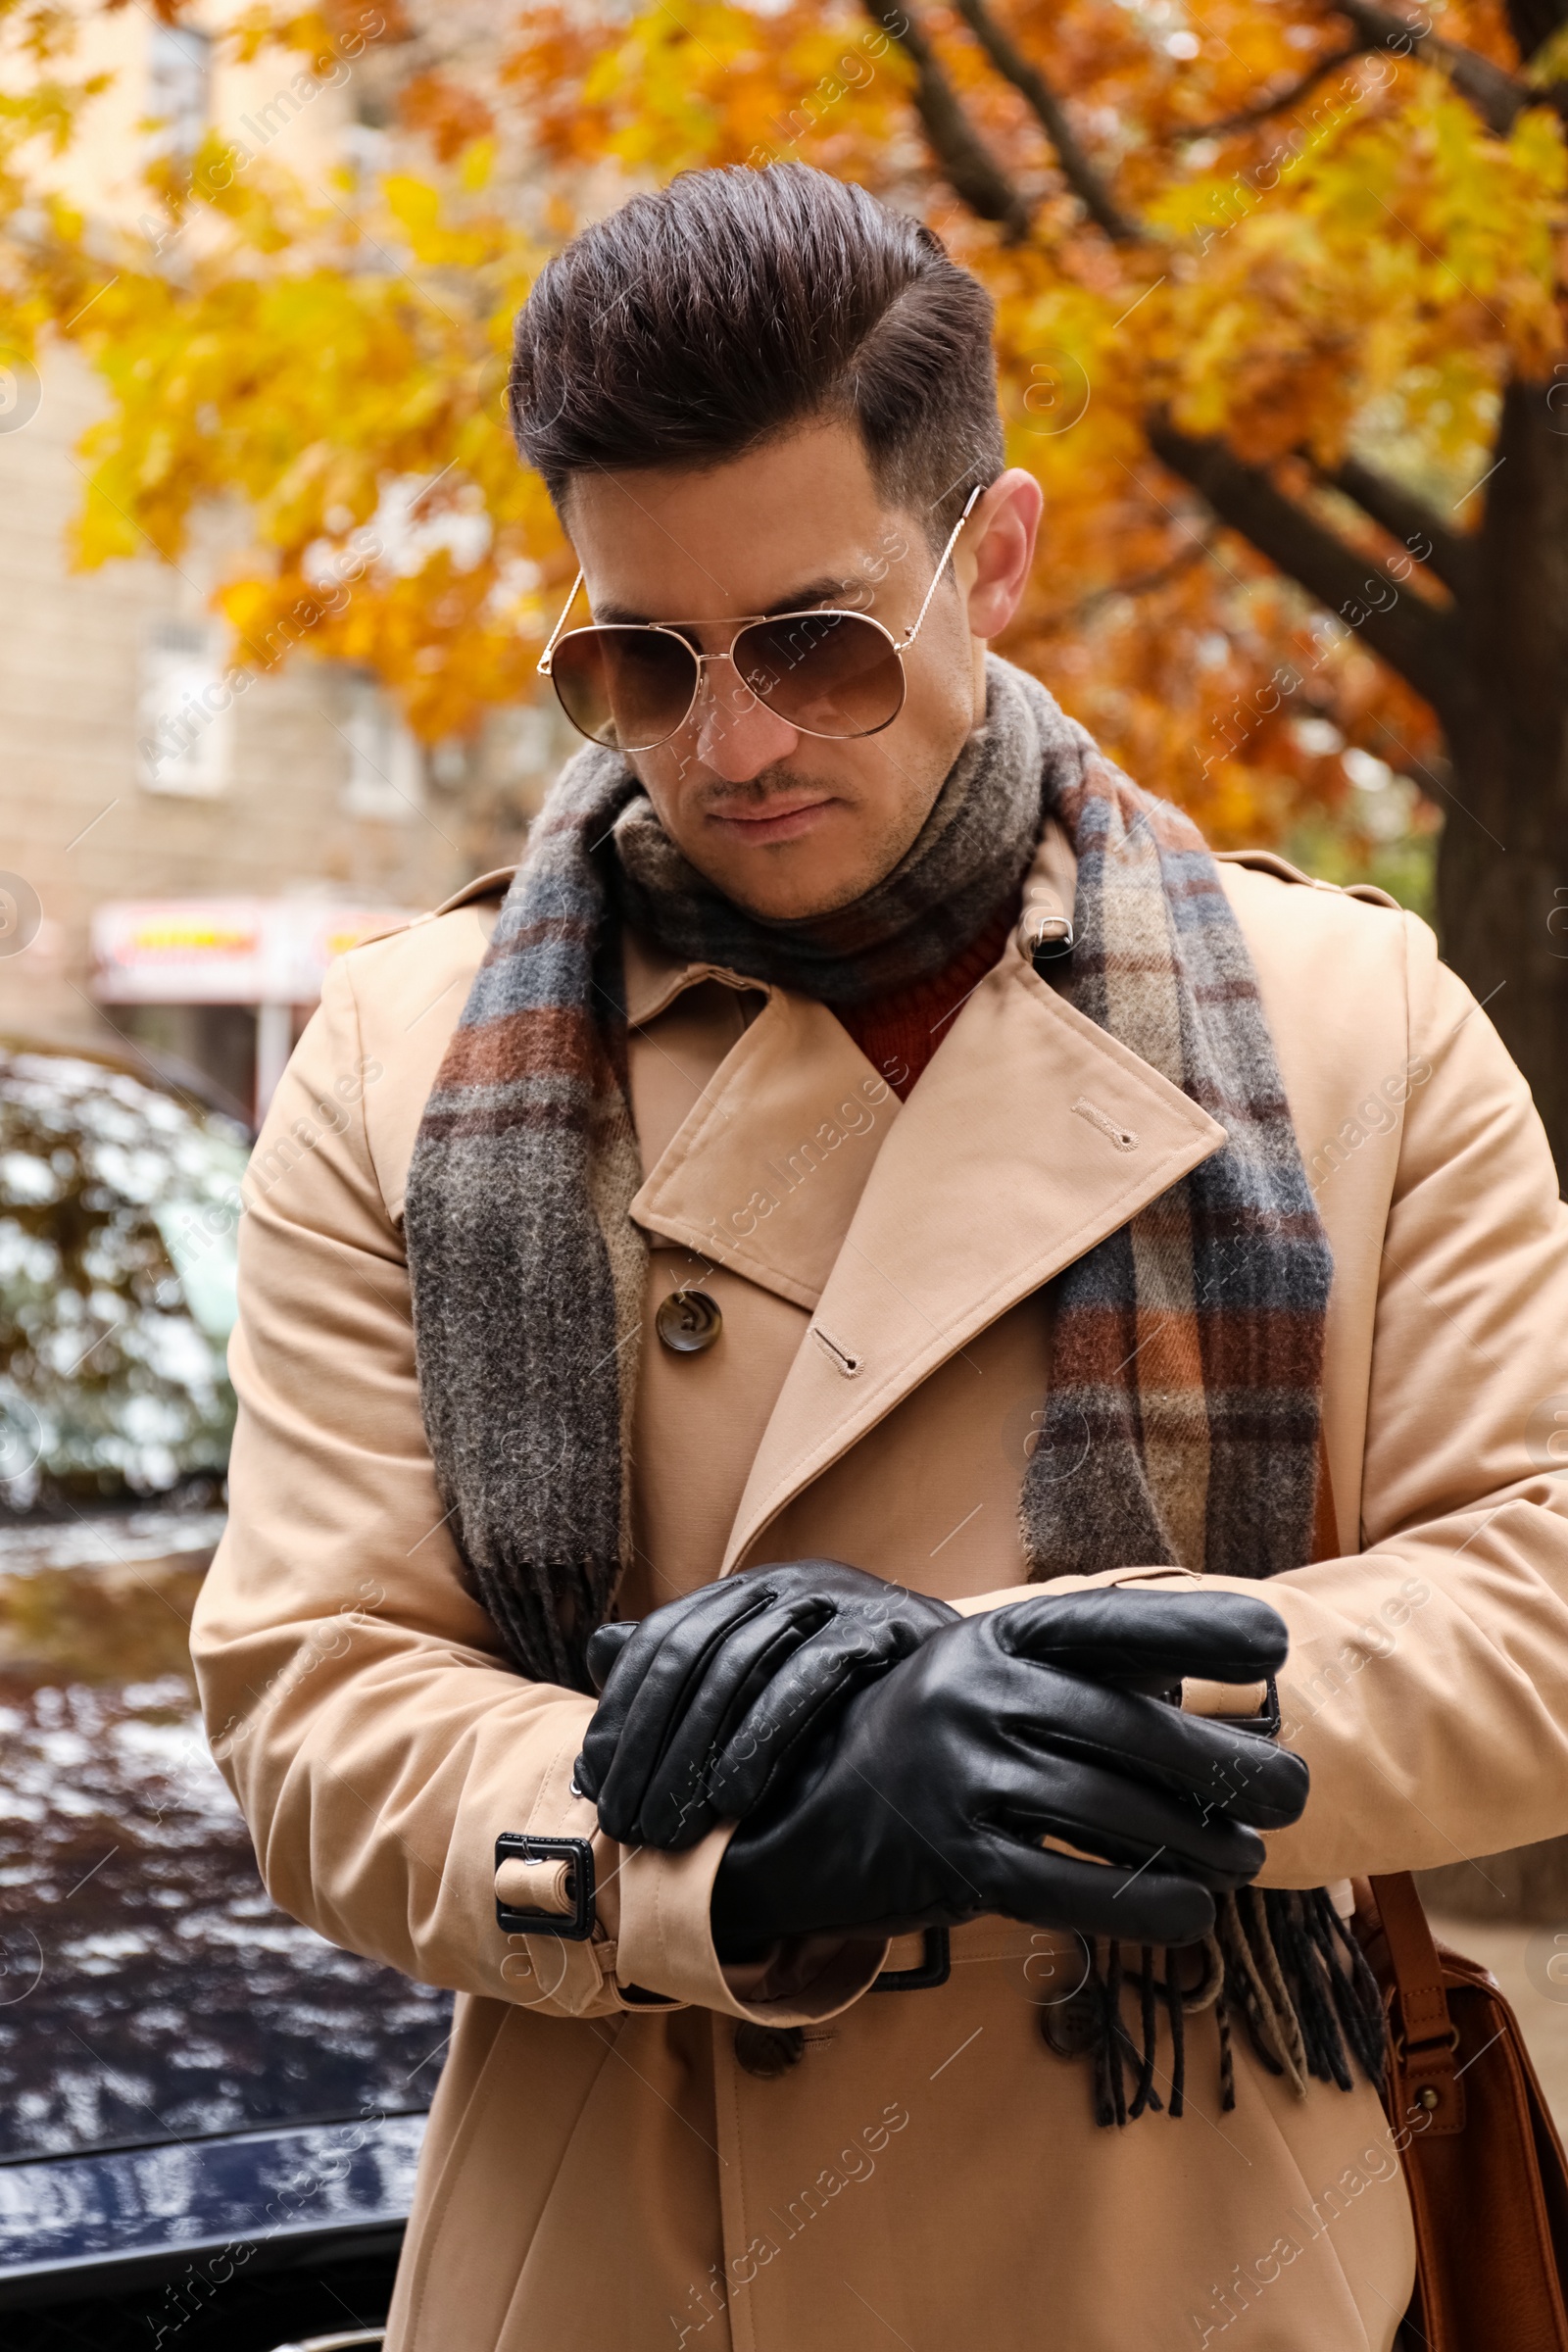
[705,792,837,846]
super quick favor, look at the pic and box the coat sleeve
[189,953,883,2027]
[957,913,1568,1886]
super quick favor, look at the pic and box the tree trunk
[875,0,1568,1174]
[1437,380,1568,1191]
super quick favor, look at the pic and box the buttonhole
[812,1324,861,1378]
[1071,1096,1138,1152]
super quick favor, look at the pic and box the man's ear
[962,468,1043,642]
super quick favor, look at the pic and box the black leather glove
[574,1560,958,1850]
[710,1588,1308,1959]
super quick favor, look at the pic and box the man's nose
[694,657,801,780]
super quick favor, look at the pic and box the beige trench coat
[192,821,1568,2352]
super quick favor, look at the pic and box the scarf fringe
[1043,1888,1386,2124]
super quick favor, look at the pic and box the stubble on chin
[699,807,939,921]
[638,752,948,921]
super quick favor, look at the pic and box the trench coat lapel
[719,949,1229,1571]
[630,987,903,1313]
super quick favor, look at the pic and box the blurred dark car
[0,1045,449,2350]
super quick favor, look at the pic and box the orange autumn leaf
[396,68,495,165]
[4,0,1562,904]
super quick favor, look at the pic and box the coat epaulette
[1214,847,1400,910]
[421,866,518,919]
[340,867,517,957]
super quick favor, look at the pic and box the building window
[342,673,424,820]
[147,24,213,161]
[137,619,235,799]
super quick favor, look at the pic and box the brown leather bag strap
[1370,1870,1465,2136]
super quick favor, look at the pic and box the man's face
[561,422,1041,920]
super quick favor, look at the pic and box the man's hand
[710,1589,1308,1958]
[574,1560,958,1849]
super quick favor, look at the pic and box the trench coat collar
[716,951,1228,1568]
[629,971,902,1313]
[621,817,1084,1311]
[619,831,1229,1574]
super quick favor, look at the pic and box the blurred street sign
[90,898,417,1007]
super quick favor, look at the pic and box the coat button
[734,2023,805,2078]
[656,1288,722,1353]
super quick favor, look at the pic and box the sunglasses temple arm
[537,567,585,676]
[898,483,987,652]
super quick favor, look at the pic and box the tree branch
[1148,419,1470,723]
[1177,44,1367,139]
[1033,539,1210,632]
[863,0,1485,704]
[1332,0,1538,135]
[1506,0,1568,69]
[946,0,1142,242]
[860,0,1032,240]
[1319,455,1478,603]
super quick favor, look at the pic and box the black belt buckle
[494,1832,597,1940]
[1227,1673,1282,1740]
[1147,1670,1279,1740]
[871,1927,951,1991]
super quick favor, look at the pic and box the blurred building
[0,5,560,1125]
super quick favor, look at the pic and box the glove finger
[1003,1664,1309,1831]
[996,1589,1289,1687]
[582,1578,760,1764]
[744,1556,914,1614]
[586,1618,636,1695]
[1174,1728,1309,1834]
[608,1578,946,1841]
[706,1618,906,1820]
[993,1753,1267,1888]
[637,1603,830,1848]
[584,1579,774,1835]
[974,1836,1217,1947]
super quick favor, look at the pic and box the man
[192,164,1568,2351]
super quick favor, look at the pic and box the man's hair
[508,164,1004,543]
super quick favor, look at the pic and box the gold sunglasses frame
[535,483,985,752]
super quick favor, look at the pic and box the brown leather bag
[1358,1871,1568,2350]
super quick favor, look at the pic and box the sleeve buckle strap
[872,1927,952,1991]
[494,1832,598,1941]
[1230,1673,1282,1740]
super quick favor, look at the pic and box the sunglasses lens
[550,628,699,751]
[736,612,905,738]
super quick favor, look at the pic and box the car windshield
[0,1051,450,2165]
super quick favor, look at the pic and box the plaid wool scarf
[404,656,1384,2120]
[406,655,1331,1663]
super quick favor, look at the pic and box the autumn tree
[497,0,1568,1173]
[3,0,1567,1169]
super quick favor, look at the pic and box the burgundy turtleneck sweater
[836,891,1022,1102]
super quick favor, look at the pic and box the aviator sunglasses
[537,484,985,753]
